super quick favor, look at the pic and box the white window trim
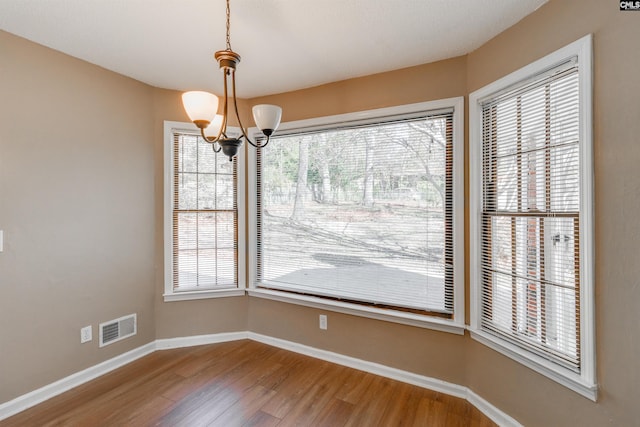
[163,120,246,302]
[247,98,465,333]
[468,34,596,400]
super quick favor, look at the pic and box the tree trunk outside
[320,160,331,203]
[292,139,309,220]
[362,140,374,207]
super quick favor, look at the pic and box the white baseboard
[467,388,522,427]
[0,332,521,427]
[248,332,521,427]
[0,342,156,422]
[155,331,248,350]
[248,332,467,398]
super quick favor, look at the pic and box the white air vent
[99,313,137,347]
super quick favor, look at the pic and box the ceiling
[0,0,547,98]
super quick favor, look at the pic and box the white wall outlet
[0,230,4,252]
[80,325,92,343]
[319,314,328,330]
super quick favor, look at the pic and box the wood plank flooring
[1,340,497,426]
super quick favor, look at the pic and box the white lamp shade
[252,104,282,133]
[203,115,224,138]
[182,91,219,124]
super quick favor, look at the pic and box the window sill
[248,288,465,335]
[163,288,246,302]
[469,329,598,401]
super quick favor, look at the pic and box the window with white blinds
[163,122,242,300]
[251,100,464,322]
[469,35,595,398]
[480,60,582,370]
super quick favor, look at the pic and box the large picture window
[469,35,595,399]
[163,122,245,301]
[249,99,464,328]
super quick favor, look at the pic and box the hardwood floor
[1,340,497,426]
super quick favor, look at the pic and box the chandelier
[181,0,283,160]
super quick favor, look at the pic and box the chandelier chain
[225,0,232,51]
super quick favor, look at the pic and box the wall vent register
[99,314,137,347]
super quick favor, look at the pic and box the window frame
[247,98,465,333]
[469,35,596,400]
[163,121,246,302]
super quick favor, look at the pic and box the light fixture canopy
[181,0,282,160]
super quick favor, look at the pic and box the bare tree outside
[291,137,309,220]
[362,134,375,207]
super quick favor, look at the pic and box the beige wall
[464,0,640,425]
[247,298,468,386]
[2,0,640,425]
[250,55,467,123]
[0,34,248,404]
[0,30,156,402]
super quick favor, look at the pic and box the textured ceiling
[0,0,547,98]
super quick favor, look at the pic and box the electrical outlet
[319,314,327,330]
[80,326,92,343]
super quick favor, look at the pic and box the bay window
[249,99,464,330]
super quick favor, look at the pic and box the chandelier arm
[221,70,230,135]
[245,135,271,149]
[229,68,258,145]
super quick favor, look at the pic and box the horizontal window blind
[480,60,581,370]
[172,131,238,291]
[256,111,455,315]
